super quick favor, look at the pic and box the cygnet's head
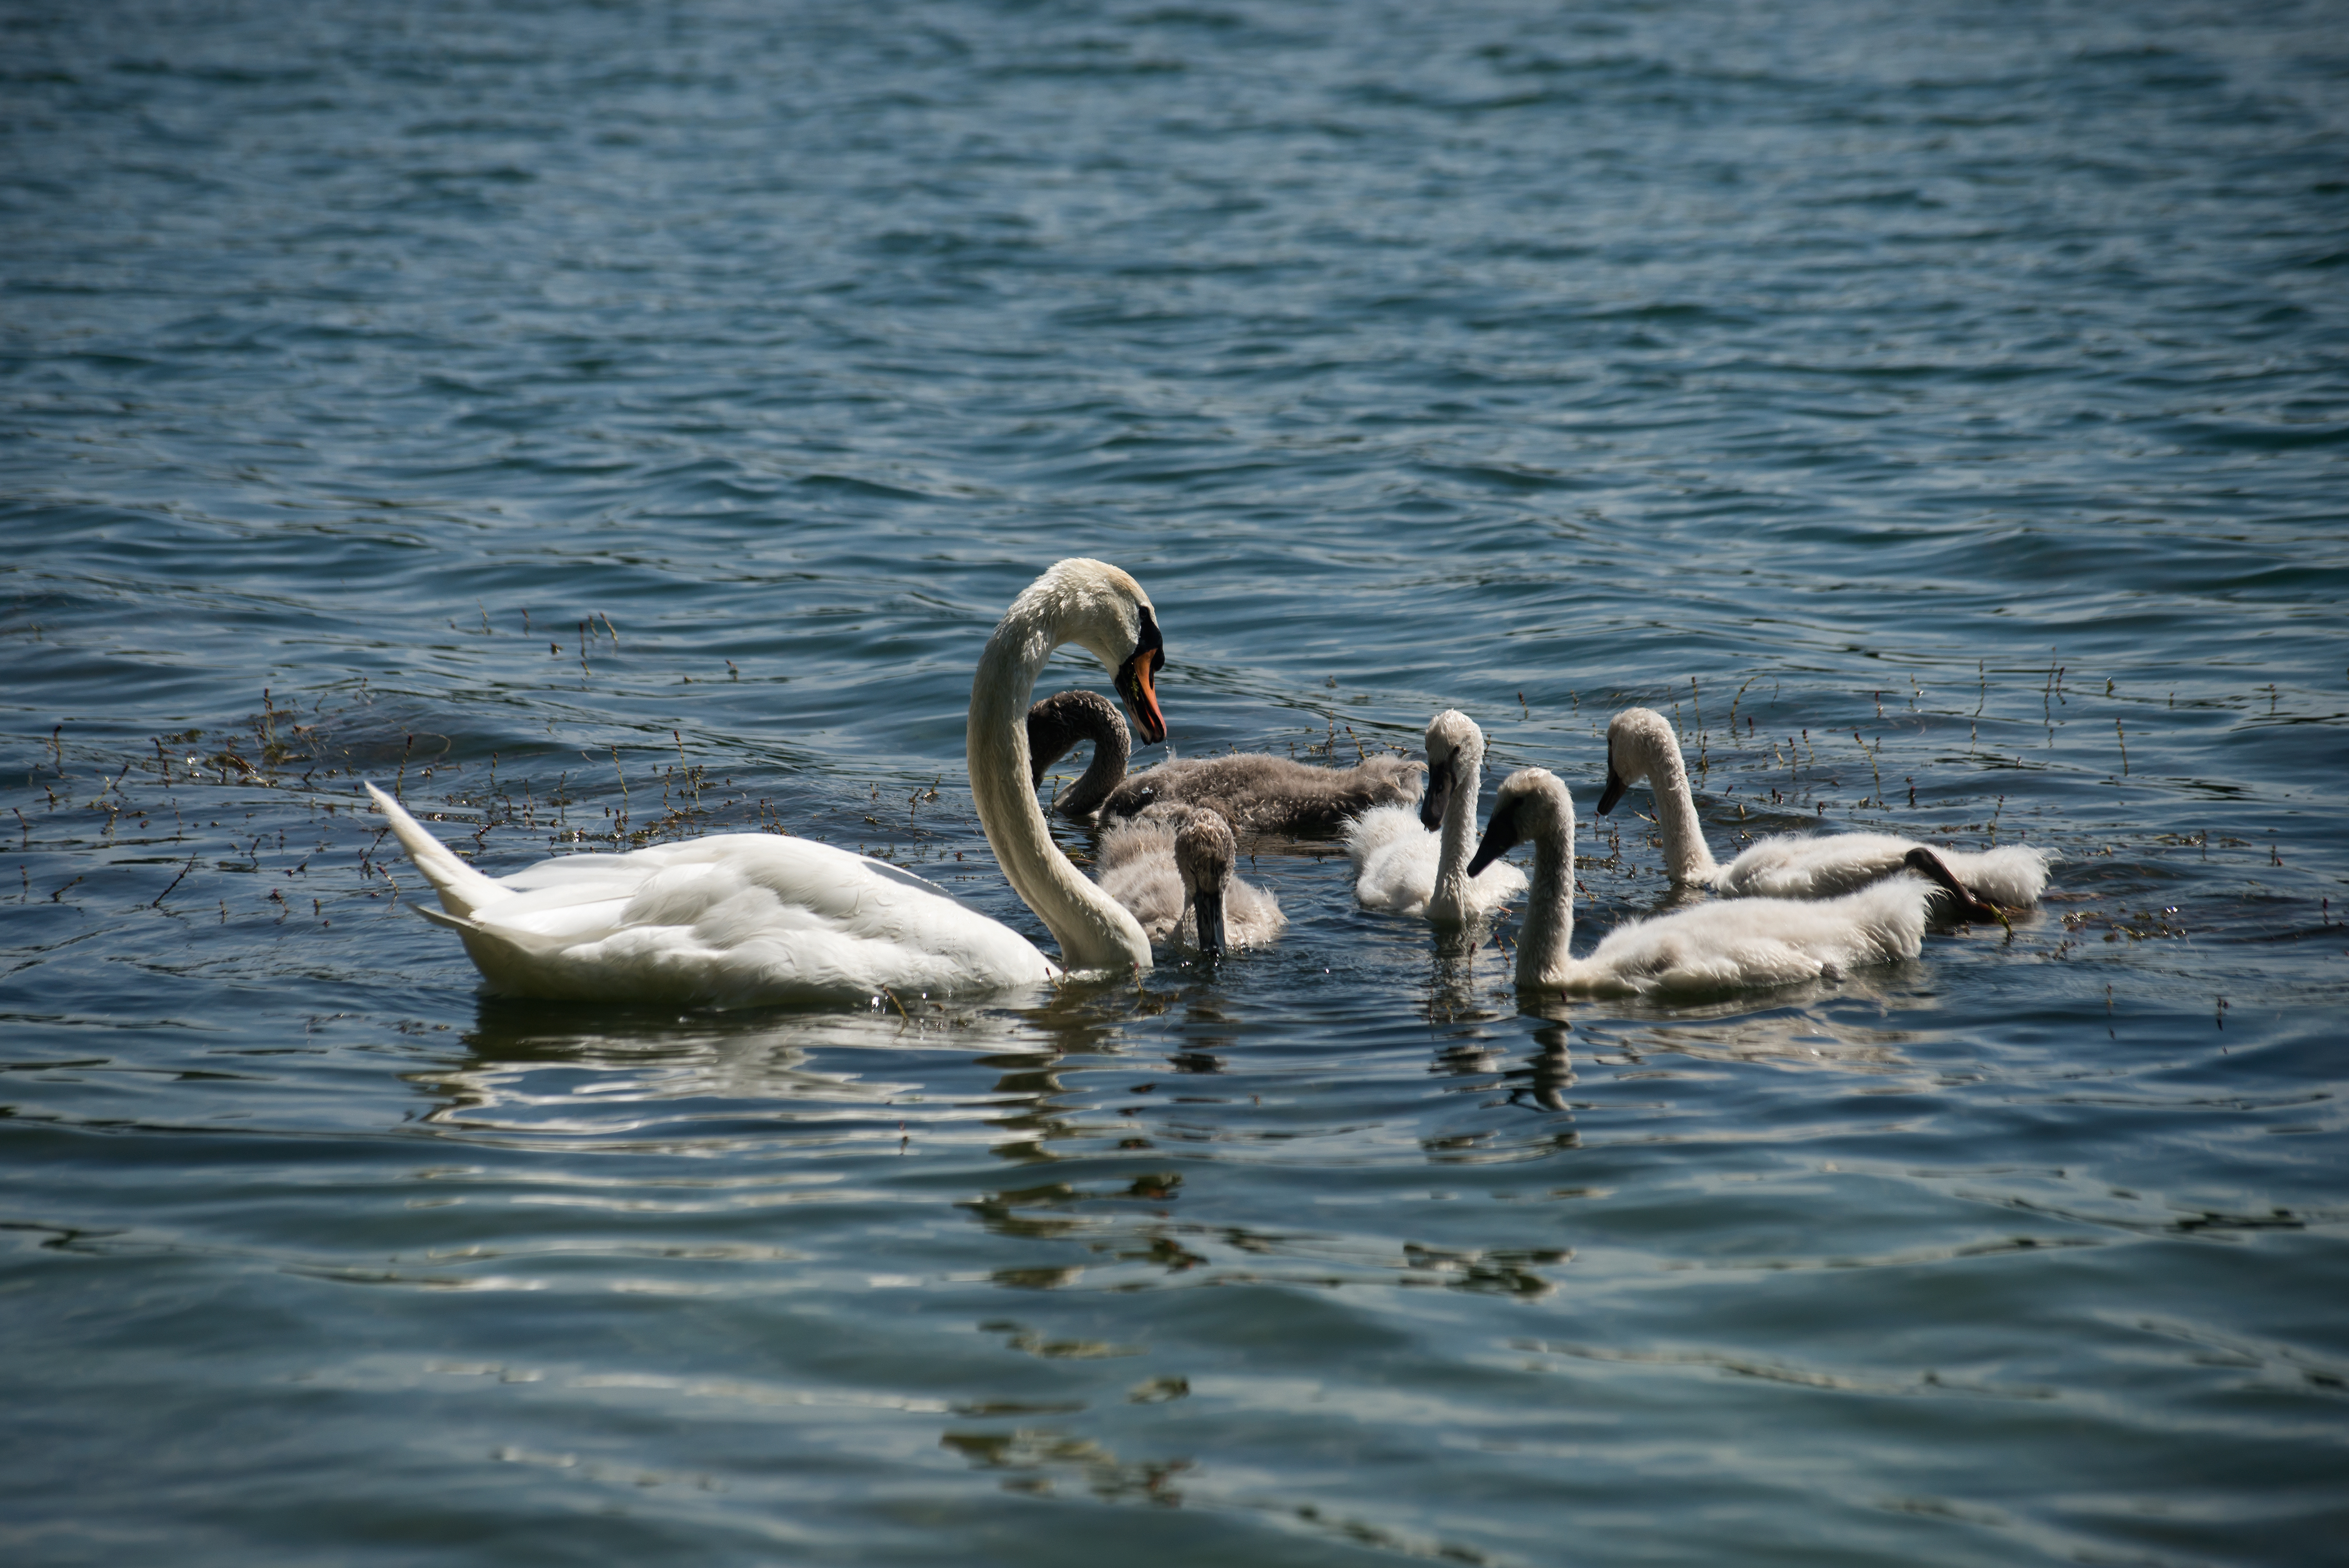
[1173,809,1238,958]
[1466,768,1575,877]
[1418,709,1487,831]
[1899,845,2004,926]
[1596,708,1677,815]
[1025,689,1127,786]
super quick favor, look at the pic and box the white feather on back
[1559,877,1930,996]
[1717,832,2051,907]
[424,831,1055,1007]
[1346,803,1526,917]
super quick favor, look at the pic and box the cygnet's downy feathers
[1027,689,1423,835]
[1597,707,2048,915]
[1094,803,1285,955]
[1347,708,1526,921]
[1469,768,1955,998]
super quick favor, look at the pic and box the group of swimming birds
[370,559,2050,1009]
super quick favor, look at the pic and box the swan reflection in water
[1520,967,1937,1088]
[405,997,1042,1143]
[1503,1023,1576,1113]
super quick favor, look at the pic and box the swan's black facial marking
[1466,795,1523,878]
[1114,604,1168,745]
[1596,738,1626,815]
[1418,757,1453,831]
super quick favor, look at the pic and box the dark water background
[4,1,2347,1562]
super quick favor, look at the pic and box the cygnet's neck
[968,610,1152,974]
[1428,741,1485,924]
[1058,709,1129,820]
[1515,801,1578,989]
[1641,729,1720,886]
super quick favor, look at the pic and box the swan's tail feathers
[412,900,567,954]
[365,781,506,920]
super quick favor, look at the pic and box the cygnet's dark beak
[1465,797,1522,879]
[1595,766,1627,816]
[1901,846,2004,926]
[1114,606,1168,745]
[1418,758,1452,832]
[1190,886,1227,960]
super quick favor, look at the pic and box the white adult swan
[366,558,1172,1006]
[1468,768,1985,997]
[1347,709,1527,921]
[1095,805,1286,956]
[1026,689,1423,834]
[1598,707,2048,913]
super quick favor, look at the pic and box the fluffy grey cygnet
[1026,689,1424,835]
[1094,804,1286,955]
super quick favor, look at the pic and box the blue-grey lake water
[5,1,2347,1562]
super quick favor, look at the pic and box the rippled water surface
[5,1,2347,1562]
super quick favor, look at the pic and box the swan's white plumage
[1095,807,1285,951]
[1600,708,2050,908]
[1560,880,1930,996]
[1476,768,1933,998]
[1713,830,2050,907]
[1347,710,1526,920]
[374,785,1055,1005]
[1347,803,1523,915]
[372,557,1170,1006]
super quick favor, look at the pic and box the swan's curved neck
[1428,745,1484,923]
[969,616,1152,974]
[1644,733,1720,886]
[1516,808,1577,989]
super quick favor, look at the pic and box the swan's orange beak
[1116,645,1167,745]
[1115,605,1168,745]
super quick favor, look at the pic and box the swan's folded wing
[1740,880,1929,969]
[1573,914,1830,996]
[1718,832,1913,900]
[1574,881,1928,996]
[438,834,1053,1004]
